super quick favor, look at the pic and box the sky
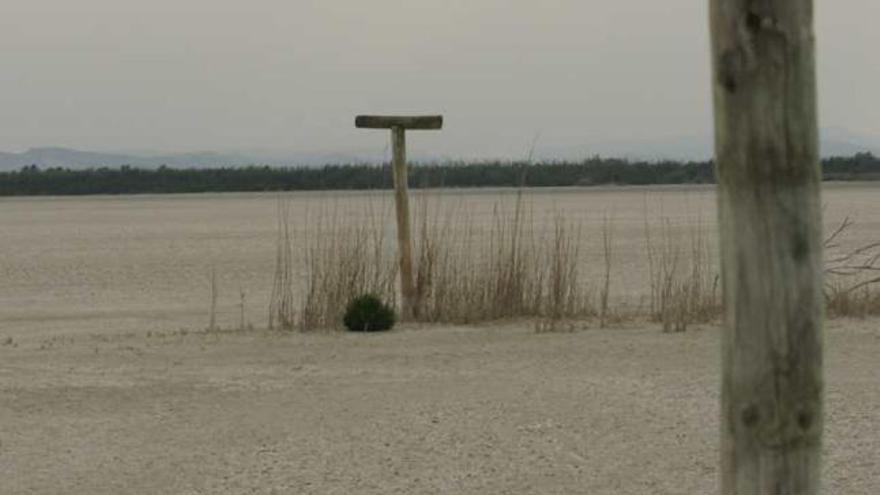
[1,0,878,160]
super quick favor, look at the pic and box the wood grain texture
[391,127,417,319]
[355,115,443,130]
[709,1,824,494]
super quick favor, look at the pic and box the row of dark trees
[0,153,877,196]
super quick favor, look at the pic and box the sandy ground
[1,319,877,494]
[2,183,878,337]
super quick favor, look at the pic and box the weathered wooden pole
[355,115,443,319]
[390,125,415,319]
[709,1,824,494]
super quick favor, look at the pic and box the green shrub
[343,294,396,332]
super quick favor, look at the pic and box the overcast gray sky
[2,1,877,159]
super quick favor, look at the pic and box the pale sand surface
[1,184,877,493]
[1,319,877,494]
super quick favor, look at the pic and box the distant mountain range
[0,148,244,170]
[543,127,880,162]
[2,129,877,171]
[0,148,367,171]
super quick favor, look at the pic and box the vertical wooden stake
[355,115,442,320]
[709,1,824,494]
[391,126,417,319]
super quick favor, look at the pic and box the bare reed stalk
[208,267,218,331]
[644,207,659,317]
[274,191,878,331]
[299,198,398,331]
[238,284,246,331]
[546,214,583,319]
[412,194,483,322]
[656,221,682,332]
[681,221,721,327]
[409,191,590,325]
[412,192,480,322]
[536,214,591,331]
[643,215,721,332]
[599,215,613,328]
[268,198,296,330]
[492,191,531,316]
[413,192,440,317]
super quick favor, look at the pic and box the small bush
[343,294,396,332]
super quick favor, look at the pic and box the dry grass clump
[598,215,613,328]
[411,192,593,325]
[268,197,397,332]
[827,286,880,317]
[644,215,721,332]
[268,193,878,333]
[824,217,880,317]
[298,200,398,331]
[268,199,297,330]
[545,213,591,321]
[270,191,596,331]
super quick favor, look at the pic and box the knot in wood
[737,401,819,450]
[718,47,747,93]
[745,0,779,30]
[745,11,779,33]
[741,403,761,428]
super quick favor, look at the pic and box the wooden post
[390,125,416,319]
[355,115,443,319]
[709,1,824,494]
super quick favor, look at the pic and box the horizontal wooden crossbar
[355,115,443,130]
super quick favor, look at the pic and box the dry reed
[269,193,877,332]
[298,198,398,331]
[643,215,720,332]
[824,217,880,317]
[599,215,613,328]
[411,192,591,325]
[208,267,218,331]
[268,199,296,330]
[238,284,247,331]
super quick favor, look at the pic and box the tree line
[0,152,877,196]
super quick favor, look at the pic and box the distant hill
[1,128,878,170]
[542,128,880,162]
[0,147,374,171]
[0,148,262,171]
[820,127,880,158]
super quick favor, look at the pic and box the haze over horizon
[2,1,878,161]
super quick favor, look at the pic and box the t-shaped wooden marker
[355,115,443,319]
